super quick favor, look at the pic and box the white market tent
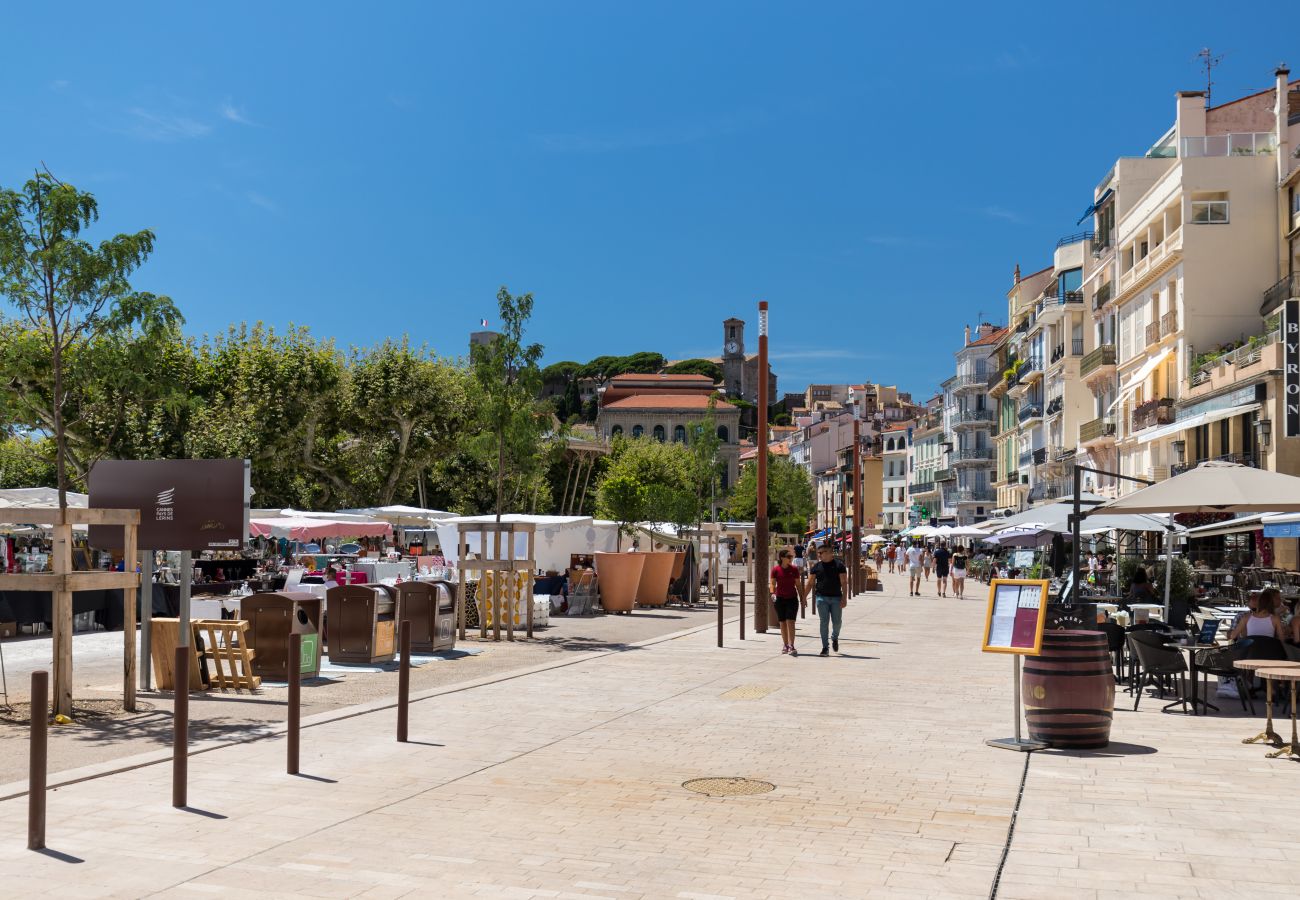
[434,514,619,573]
[0,487,89,510]
[249,516,393,541]
[341,505,455,525]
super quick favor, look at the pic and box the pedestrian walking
[905,541,924,596]
[873,544,885,571]
[804,544,848,656]
[933,540,951,598]
[885,542,896,574]
[922,544,934,583]
[770,547,806,656]
[951,546,968,599]
[741,538,749,565]
[792,543,807,574]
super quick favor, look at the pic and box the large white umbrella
[1096,461,1300,514]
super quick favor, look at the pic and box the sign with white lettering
[1287,299,1300,438]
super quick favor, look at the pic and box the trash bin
[395,580,457,653]
[327,583,398,664]
[241,592,323,681]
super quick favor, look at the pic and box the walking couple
[770,544,847,657]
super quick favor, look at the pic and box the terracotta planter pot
[669,551,686,581]
[635,551,676,607]
[595,552,644,613]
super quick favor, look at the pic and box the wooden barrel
[1022,630,1115,749]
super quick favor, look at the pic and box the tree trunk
[495,427,505,523]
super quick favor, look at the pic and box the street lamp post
[851,418,862,594]
[754,301,770,633]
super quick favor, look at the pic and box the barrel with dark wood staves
[1022,630,1115,749]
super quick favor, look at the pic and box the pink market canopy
[249,516,393,541]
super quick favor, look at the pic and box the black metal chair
[1194,642,1254,714]
[1099,620,1126,682]
[1128,631,1189,713]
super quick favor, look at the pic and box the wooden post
[492,528,501,643]
[397,620,411,743]
[172,645,188,808]
[140,549,154,691]
[28,670,47,851]
[716,582,723,648]
[122,523,138,713]
[51,523,73,720]
[457,532,468,641]
[525,528,535,639]
[287,632,301,775]
[739,581,746,640]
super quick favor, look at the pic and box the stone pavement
[0,571,1297,899]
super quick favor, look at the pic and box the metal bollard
[739,582,746,640]
[28,671,47,851]
[172,647,188,809]
[397,620,411,743]
[716,583,723,648]
[287,633,301,775]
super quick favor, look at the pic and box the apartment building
[991,266,1051,512]
[881,425,910,531]
[1099,76,1296,490]
[907,395,945,524]
[940,324,1001,523]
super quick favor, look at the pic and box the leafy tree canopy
[664,358,721,382]
[725,453,816,534]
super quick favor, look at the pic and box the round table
[1233,660,1300,746]
[1253,667,1300,760]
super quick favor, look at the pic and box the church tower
[721,318,745,398]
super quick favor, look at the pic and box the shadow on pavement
[534,635,647,653]
[179,807,228,819]
[291,773,338,783]
[1041,741,1158,758]
[34,848,84,864]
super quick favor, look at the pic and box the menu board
[982,579,1049,655]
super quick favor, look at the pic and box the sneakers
[790,646,798,657]
[832,639,839,653]
[819,646,830,657]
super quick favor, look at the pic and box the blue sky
[1,2,1291,397]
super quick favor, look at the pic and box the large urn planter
[595,552,644,614]
[635,551,676,607]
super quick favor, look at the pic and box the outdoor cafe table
[1234,659,1300,746]
[1177,643,1220,716]
[1254,667,1300,760]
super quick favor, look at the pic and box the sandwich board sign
[981,578,1050,753]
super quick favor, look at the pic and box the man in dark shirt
[932,541,952,598]
[804,544,848,656]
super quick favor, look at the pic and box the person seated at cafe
[1231,587,1285,642]
[1125,566,1158,604]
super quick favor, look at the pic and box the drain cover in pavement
[720,684,780,700]
[682,777,775,798]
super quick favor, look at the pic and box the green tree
[664,358,722,382]
[0,172,181,506]
[471,286,545,519]
[596,436,700,536]
[725,453,815,534]
[0,433,56,489]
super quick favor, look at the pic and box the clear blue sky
[1,2,1289,397]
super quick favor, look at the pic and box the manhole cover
[720,684,780,700]
[682,777,775,798]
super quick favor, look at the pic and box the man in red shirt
[770,547,806,655]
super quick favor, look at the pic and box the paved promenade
[0,572,1297,898]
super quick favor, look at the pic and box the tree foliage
[0,172,182,505]
[595,436,702,531]
[664,358,721,382]
[576,351,665,381]
[725,453,816,534]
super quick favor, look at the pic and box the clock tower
[722,318,745,399]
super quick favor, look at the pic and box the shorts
[774,596,799,621]
[935,565,950,578]
[908,565,921,577]
[952,568,966,580]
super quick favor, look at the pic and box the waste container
[395,580,457,653]
[241,592,323,681]
[327,583,398,664]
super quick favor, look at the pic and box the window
[652,424,666,442]
[673,425,686,443]
[611,425,623,437]
[1191,191,1229,224]
[632,424,644,438]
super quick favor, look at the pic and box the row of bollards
[27,619,420,851]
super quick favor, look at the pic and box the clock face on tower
[725,341,738,354]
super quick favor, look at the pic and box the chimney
[1276,65,1291,184]
[1013,264,1021,284]
[1175,90,1207,150]
[964,325,971,346]
[979,322,998,339]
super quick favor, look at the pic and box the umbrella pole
[1163,528,1173,624]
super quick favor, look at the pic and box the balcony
[951,408,994,429]
[1092,281,1112,311]
[1080,344,1116,379]
[1072,338,1084,356]
[1132,397,1175,432]
[1119,227,1183,295]
[952,447,995,464]
[1262,272,1300,314]
[1090,232,1114,258]
[1029,479,1069,503]
[948,488,996,504]
[1017,450,1034,468]
[1018,402,1043,423]
[987,367,1008,395]
[1049,343,1065,364]
[1144,321,1161,346]
[1172,452,1258,477]
[1032,447,1047,466]
[910,481,937,497]
[935,467,956,483]
[1056,230,1094,249]
[1045,396,1063,417]
[952,373,987,393]
[1189,327,1281,389]
[1160,310,1178,338]
[1078,416,1116,445]
[1180,132,1277,158]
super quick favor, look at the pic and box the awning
[1075,188,1114,225]
[1136,403,1260,445]
[1183,513,1268,537]
[1108,348,1172,415]
[1263,512,1300,538]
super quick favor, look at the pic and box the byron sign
[89,459,251,551]
[1287,299,1300,439]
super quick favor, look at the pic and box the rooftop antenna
[1195,47,1224,109]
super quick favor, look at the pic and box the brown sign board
[89,459,251,551]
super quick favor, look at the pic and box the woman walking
[770,547,806,656]
[922,544,934,584]
[951,546,968,599]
